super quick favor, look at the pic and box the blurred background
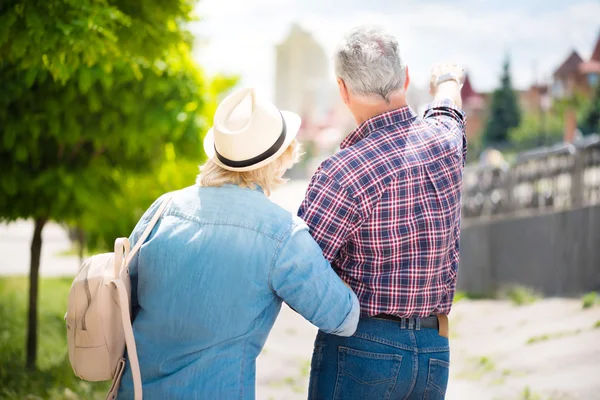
[1,0,599,399]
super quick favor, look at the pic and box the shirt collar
[222,183,264,194]
[340,106,417,149]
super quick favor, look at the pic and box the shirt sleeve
[269,224,360,336]
[424,99,468,166]
[297,172,358,262]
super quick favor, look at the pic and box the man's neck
[352,94,409,125]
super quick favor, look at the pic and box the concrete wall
[458,204,600,296]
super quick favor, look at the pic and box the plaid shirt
[298,100,467,318]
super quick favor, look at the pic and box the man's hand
[429,63,465,108]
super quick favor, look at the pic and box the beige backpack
[65,197,171,400]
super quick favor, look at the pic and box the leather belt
[371,314,449,338]
[372,314,439,330]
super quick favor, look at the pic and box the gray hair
[334,26,406,102]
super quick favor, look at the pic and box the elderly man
[298,26,466,399]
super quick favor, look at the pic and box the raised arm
[429,63,465,109]
[425,63,468,165]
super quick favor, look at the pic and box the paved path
[0,220,81,277]
[2,180,599,399]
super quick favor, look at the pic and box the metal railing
[462,135,600,219]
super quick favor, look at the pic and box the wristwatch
[435,73,463,89]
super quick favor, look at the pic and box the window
[552,80,565,98]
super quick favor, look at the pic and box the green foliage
[456,355,496,380]
[508,112,564,150]
[484,57,522,145]
[0,0,196,84]
[0,0,232,369]
[453,291,469,303]
[501,285,540,306]
[526,329,582,345]
[452,291,494,302]
[0,0,207,224]
[581,292,599,309]
[79,74,238,252]
[579,83,600,135]
[0,277,110,399]
[80,149,200,250]
[519,386,542,400]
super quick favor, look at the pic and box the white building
[275,24,337,124]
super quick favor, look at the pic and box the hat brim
[203,110,301,172]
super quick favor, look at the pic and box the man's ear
[337,78,350,105]
[404,66,411,91]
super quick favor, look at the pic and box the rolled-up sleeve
[424,99,468,166]
[269,223,360,336]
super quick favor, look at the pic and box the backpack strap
[114,278,143,400]
[127,196,172,266]
[107,196,172,400]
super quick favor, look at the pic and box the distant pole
[540,91,552,147]
[533,60,544,147]
[542,106,547,146]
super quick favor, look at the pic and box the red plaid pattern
[299,100,467,318]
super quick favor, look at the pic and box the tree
[0,0,209,369]
[483,57,522,146]
[579,83,600,135]
[80,75,238,252]
[508,112,564,151]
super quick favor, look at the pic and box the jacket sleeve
[269,223,360,336]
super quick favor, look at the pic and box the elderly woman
[117,88,359,399]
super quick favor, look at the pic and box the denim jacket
[118,184,359,399]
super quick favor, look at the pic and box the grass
[453,291,469,303]
[457,355,497,380]
[455,287,543,306]
[477,356,496,372]
[526,329,582,345]
[299,359,311,378]
[0,277,110,400]
[453,291,493,303]
[266,359,310,395]
[519,386,543,400]
[54,247,91,259]
[594,320,600,329]
[502,285,541,306]
[581,292,599,309]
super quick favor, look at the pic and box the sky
[190,0,600,101]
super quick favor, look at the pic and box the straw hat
[203,88,301,172]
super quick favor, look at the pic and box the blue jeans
[308,317,450,400]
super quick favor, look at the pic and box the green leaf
[24,68,38,88]
[78,68,94,93]
[0,12,18,46]
[15,147,28,162]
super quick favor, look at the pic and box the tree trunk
[76,226,85,265]
[26,217,47,370]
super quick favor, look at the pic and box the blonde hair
[197,139,301,196]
